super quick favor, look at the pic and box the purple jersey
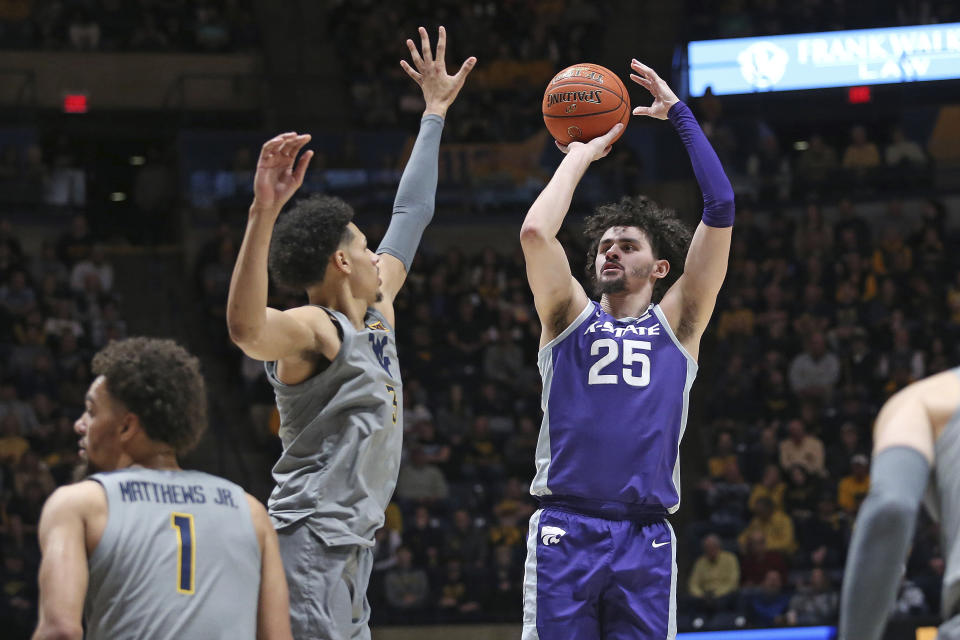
[531,300,697,513]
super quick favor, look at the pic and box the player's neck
[128,450,180,471]
[599,290,653,320]
[309,282,368,330]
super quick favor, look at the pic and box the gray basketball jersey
[925,366,960,618]
[266,306,402,547]
[85,468,260,640]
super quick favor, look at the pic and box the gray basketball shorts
[277,521,373,640]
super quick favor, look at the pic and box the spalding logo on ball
[542,63,630,145]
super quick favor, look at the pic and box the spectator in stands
[0,543,35,637]
[396,446,450,508]
[68,245,113,294]
[0,413,29,465]
[746,132,791,202]
[837,453,871,516]
[739,496,796,556]
[707,429,738,479]
[444,508,488,573]
[826,421,869,478]
[384,546,429,615]
[885,126,926,167]
[743,569,791,625]
[843,125,881,171]
[779,419,826,478]
[687,533,740,616]
[436,558,482,620]
[785,568,839,625]
[403,506,444,575]
[742,425,782,483]
[788,333,841,402]
[699,459,752,537]
[488,543,522,616]
[782,465,821,524]
[748,464,786,514]
[796,134,839,194]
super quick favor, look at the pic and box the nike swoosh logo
[652,540,670,548]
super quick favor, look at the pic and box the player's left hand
[401,26,477,119]
[629,59,679,120]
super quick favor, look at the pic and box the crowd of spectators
[328,0,607,140]
[681,187,956,629]
[0,214,126,637]
[684,0,958,39]
[697,89,934,205]
[0,0,258,52]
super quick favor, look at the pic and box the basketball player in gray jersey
[32,337,291,640]
[226,27,475,639]
[840,367,960,639]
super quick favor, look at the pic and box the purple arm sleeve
[667,100,735,228]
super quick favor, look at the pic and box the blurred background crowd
[0,0,959,636]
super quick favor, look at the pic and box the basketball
[542,63,630,146]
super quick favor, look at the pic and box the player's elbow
[34,619,84,640]
[520,222,549,246]
[226,315,260,348]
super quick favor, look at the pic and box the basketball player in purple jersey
[519,61,734,639]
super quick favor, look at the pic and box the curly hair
[582,195,692,301]
[268,194,354,290]
[92,337,207,454]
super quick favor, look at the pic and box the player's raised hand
[401,26,477,119]
[629,60,679,120]
[251,132,313,216]
[556,123,624,161]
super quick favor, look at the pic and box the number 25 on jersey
[588,338,651,387]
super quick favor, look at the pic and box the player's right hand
[401,26,477,119]
[251,132,313,217]
[555,123,624,161]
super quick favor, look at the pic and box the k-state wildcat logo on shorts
[541,526,566,545]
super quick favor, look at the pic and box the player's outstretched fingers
[400,59,423,84]
[630,73,653,89]
[631,59,658,79]
[419,26,432,63]
[435,25,446,64]
[406,38,424,69]
[293,149,314,185]
[454,56,477,83]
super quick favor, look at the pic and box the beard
[595,262,654,295]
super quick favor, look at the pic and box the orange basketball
[542,63,630,146]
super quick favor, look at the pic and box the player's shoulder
[283,304,336,325]
[42,480,106,520]
[242,492,272,542]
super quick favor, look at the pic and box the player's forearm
[521,150,592,241]
[377,115,444,271]
[668,101,734,228]
[227,211,275,345]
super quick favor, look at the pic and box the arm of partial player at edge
[32,488,87,640]
[247,495,294,640]
[226,211,327,363]
[519,150,593,317]
[376,114,445,303]
[667,101,734,313]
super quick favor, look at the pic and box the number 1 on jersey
[171,513,196,594]
[588,338,651,387]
